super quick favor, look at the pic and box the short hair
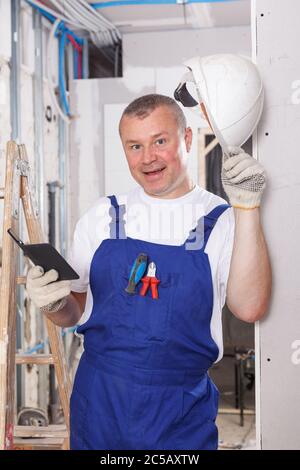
[119,94,187,134]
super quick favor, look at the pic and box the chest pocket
[111,265,180,342]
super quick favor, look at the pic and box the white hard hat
[174,54,264,155]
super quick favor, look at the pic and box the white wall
[123,27,251,69]
[0,0,11,59]
[253,0,300,449]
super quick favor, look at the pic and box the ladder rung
[14,424,67,438]
[16,276,26,285]
[13,437,65,450]
[16,354,54,365]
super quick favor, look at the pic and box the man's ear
[185,127,193,152]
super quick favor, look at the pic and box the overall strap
[107,195,126,239]
[185,204,231,251]
[202,204,231,250]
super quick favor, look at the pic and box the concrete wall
[253,0,300,450]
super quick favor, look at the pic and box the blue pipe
[27,2,85,119]
[58,28,71,115]
[74,48,78,79]
[24,327,77,355]
[26,1,83,44]
[92,0,237,8]
[27,0,56,22]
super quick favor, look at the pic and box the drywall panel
[253,0,300,450]
[70,79,105,233]
[123,26,251,71]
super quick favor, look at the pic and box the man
[26,94,271,450]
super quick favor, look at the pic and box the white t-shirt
[68,185,235,362]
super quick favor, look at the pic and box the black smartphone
[7,228,79,281]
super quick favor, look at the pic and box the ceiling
[86,0,251,34]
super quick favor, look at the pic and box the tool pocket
[110,265,139,339]
[111,265,179,342]
[133,271,176,342]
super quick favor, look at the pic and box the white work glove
[26,265,71,313]
[221,146,266,209]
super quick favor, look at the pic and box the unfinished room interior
[0,0,299,453]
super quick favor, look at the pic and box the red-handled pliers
[140,262,160,299]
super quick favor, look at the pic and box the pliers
[140,262,160,299]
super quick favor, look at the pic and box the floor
[211,354,256,450]
[217,412,256,450]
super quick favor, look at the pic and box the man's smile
[142,166,166,179]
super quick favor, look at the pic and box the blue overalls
[70,195,230,450]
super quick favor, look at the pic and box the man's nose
[142,146,157,164]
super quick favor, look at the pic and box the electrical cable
[92,0,236,6]
[46,19,71,124]
[27,0,82,28]
[52,0,101,31]
[28,0,121,48]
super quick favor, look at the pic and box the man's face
[119,106,192,198]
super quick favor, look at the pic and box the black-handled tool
[125,253,148,295]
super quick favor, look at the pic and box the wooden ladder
[0,141,71,450]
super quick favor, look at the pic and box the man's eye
[156,138,166,145]
[131,144,141,150]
